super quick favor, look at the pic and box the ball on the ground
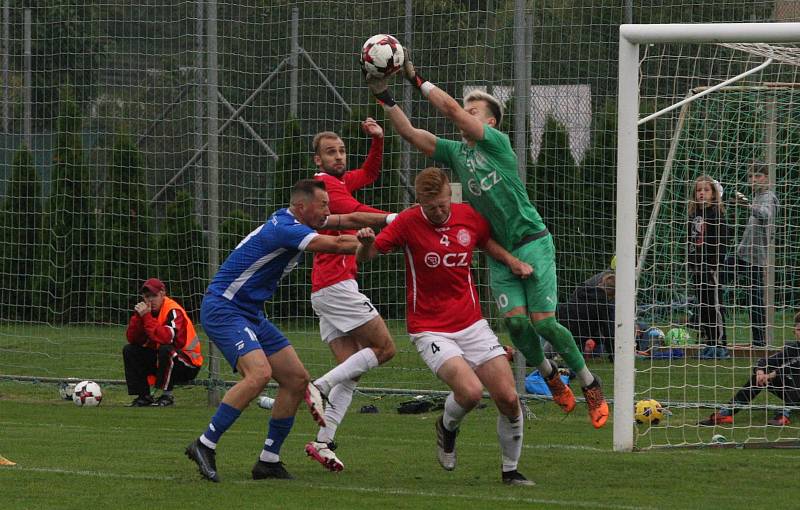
[360,34,405,78]
[72,380,103,407]
[634,399,665,425]
[711,434,727,443]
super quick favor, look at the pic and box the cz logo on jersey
[424,251,469,268]
[467,170,501,196]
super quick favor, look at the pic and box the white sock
[315,348,378,395]
[442,392,469,431]
[259,450,280,463]
[577,367,594,387]
[497,409,523,472]
[317,379,357,444]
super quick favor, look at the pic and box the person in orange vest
[124,278,203,407]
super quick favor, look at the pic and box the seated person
[700,311,800,426]
[557,271,615,361]
[124,278,203,406]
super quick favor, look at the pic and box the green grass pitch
[1,323,798,509]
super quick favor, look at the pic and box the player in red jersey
[304,119,398,472]
[356,167,535,486]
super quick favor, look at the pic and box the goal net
[616,24,800,450]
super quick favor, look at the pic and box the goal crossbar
[615,22,800,452]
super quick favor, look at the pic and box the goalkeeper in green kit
[365,57,608,428]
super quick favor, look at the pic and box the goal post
[615,23,800,452]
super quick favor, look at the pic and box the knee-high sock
[532,316,592,385]
[504,315,545,367]
[317,378,358,443]
[497,407,523,472]
[200,402,241,449]
[315,348,378,395]
[260,416,295,462]
[442,392,469,432]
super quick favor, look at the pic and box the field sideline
[1,380,798,510]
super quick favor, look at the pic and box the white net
[634,40,800,448]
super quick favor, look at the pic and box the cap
[141,278,165,294]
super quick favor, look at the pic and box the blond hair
[414,167,449,202]
[463,90,504,127]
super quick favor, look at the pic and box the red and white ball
[72,380,103,407]
[360,34,405,78]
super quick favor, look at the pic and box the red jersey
[311,136,387,292]
[374,203,491,334]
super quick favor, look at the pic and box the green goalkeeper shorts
[488,234,558,314]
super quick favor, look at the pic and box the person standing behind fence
[687,176,730,357]
[725,163,779,347]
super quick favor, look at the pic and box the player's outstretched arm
[483,238,533,279]
[355,228,379,263]
[402,56,485,142]
[366,75,436,157]
[306,234,360,255]
[326,212,397,230]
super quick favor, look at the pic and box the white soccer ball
[72,380,103,407]
[360,34,405,79]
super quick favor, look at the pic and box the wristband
[420,81,435,98]
[385,213,398,225]
[373,89,396,107]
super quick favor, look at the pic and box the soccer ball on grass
[73,380,103,407]
[360,34,405,78]
[634,399,665,425]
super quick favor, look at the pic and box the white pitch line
[5,466,646,509]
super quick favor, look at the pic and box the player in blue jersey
[185,179,391,482]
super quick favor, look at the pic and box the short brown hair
[794,311,800,326]
[291,179,326,203]
[312,131,341,154]
[414,167,449,202]
[750,162,769,176]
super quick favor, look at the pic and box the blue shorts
[200,294,291,372]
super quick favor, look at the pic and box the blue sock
[263,416,295,456]
[201,403,241,448]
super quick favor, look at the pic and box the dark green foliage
[6,0,100,127]
[219,209,257,260]
[87,132,152,324]
[269,117,311,212]
[45,88,95,325]
[153,191,207,315]
[0,145,46,322]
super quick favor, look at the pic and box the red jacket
[126,296,203,367]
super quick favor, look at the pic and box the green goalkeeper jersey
[432,125,546,249]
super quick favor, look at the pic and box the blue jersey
[206,208,318,317]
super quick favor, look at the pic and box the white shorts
[409,319,506,375]
[311,279,380,343]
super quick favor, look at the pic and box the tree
[154,191,207,316]
[0,144,46,322]
[87,132,152,324]
[8,1,101,127]
[220,210,256,257]
[46,87,94,324]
